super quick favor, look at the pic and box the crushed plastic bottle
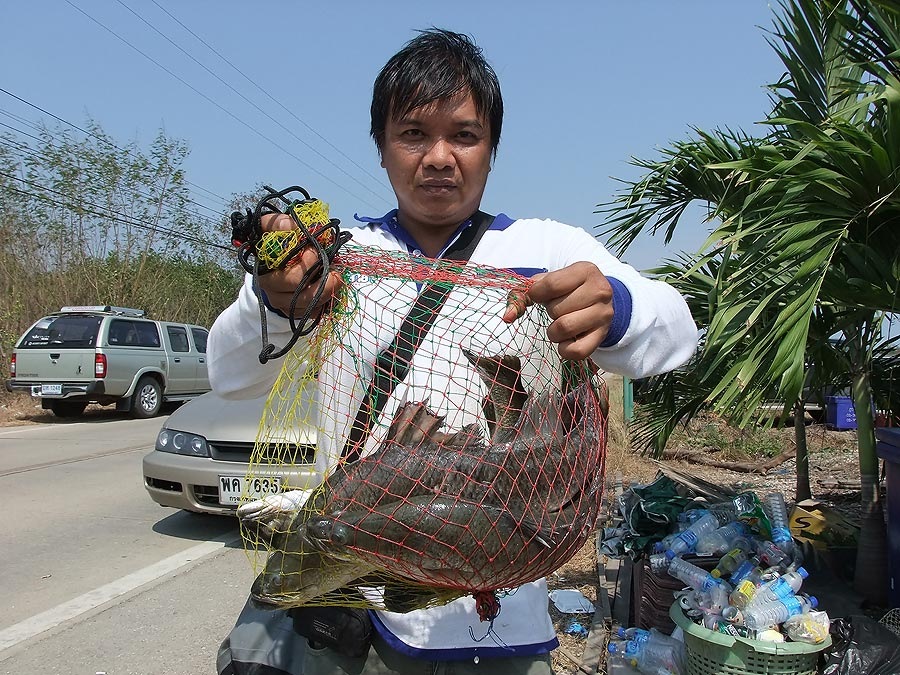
[742,594,818,631]
[611,629,685,675]
[755,539,791,568]
[696,522,750,556]
[665,510,721,559]
[668,557,731,613]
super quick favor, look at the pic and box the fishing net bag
[241,240,609,618]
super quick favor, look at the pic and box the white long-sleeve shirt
[208,211,697,660]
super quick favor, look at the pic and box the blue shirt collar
[354,209,475,257]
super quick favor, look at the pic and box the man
[211,28,697,675]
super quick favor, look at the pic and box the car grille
[194,484,229,507]
[208,441,316,465]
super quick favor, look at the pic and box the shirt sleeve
[207,274,310,399]
[553,224,698,379]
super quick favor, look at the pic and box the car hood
[162,391,316,445]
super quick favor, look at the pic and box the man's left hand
[503,261,613,361]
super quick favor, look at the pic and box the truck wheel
[48,400,87,418]
[132,376,162,418]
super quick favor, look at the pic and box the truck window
[166,325,190,353]
[19,315,102,349]
[134,321,161,347]
[190,327,208,354]
[108,319,142,345]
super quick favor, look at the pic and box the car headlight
[156,428,210,457]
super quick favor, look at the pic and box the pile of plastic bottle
[648,491,831,644]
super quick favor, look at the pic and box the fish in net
[236,205,608,620]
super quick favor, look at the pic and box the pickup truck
[6,305,211,418]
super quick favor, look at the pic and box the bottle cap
[710,569,722,578]
[797,566,808,579]
[665,550,676,560]
[809,595,818,608]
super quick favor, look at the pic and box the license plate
[218,475,281,506]
[40,384,63,396]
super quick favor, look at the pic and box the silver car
[7,305,211,418]
[142,390,320,515]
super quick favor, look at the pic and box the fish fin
[432,422,484,450]
[462,349,528,442]
[517,517,556,548]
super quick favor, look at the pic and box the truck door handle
[198,358,205,363]
[173,358,181,363]
[50,353,61,359]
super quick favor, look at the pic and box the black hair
[370,28,503,157]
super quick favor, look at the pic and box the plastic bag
[821,614,900,675]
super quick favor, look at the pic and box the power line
[0,137,226,238]
[116,0,393,206]
[0,119,227,227]
[1,170,232,253]
[146,0,393,197]
[0,85,227,206]
[61,0,386,212]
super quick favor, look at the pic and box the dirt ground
[0,392,872,674]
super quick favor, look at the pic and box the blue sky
[0,1,786,271]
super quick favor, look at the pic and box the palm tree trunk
[794,400,812,502]
[851,368,888,606]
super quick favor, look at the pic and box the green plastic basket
[669,602,831,675]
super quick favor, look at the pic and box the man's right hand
[257,213,344,319]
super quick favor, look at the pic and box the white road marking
[0,425,58,436]
[0,532,240,653]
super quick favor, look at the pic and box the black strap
[341,211,495,463]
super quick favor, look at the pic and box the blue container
[877,428,900,608]
[826,396,857,430]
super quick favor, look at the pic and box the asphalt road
[0,413,256,674]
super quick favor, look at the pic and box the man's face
[380,92,492,242]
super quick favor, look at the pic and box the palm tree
[598,0,900,605]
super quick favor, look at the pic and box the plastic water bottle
[616,626,651,644]
[764,492,795,555]
[613,629,685,674]
[746,567,808,607]
[668,557,729,593]
[648,552,671,574]
[696,522,750,556]
[742,594,818,631]
[755,539,791,568]
[665,510,721,559]
[728,558,757,585]
[729,566,766,608]
[711,547,749,579]
[668,556,731,614]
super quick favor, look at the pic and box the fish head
[306,515,355,547]
[250,545,319,606]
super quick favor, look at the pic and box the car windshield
[19,315,103,349]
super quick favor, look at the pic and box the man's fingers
[502,287,533,323]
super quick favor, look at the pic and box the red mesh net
[243,243,609,615]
